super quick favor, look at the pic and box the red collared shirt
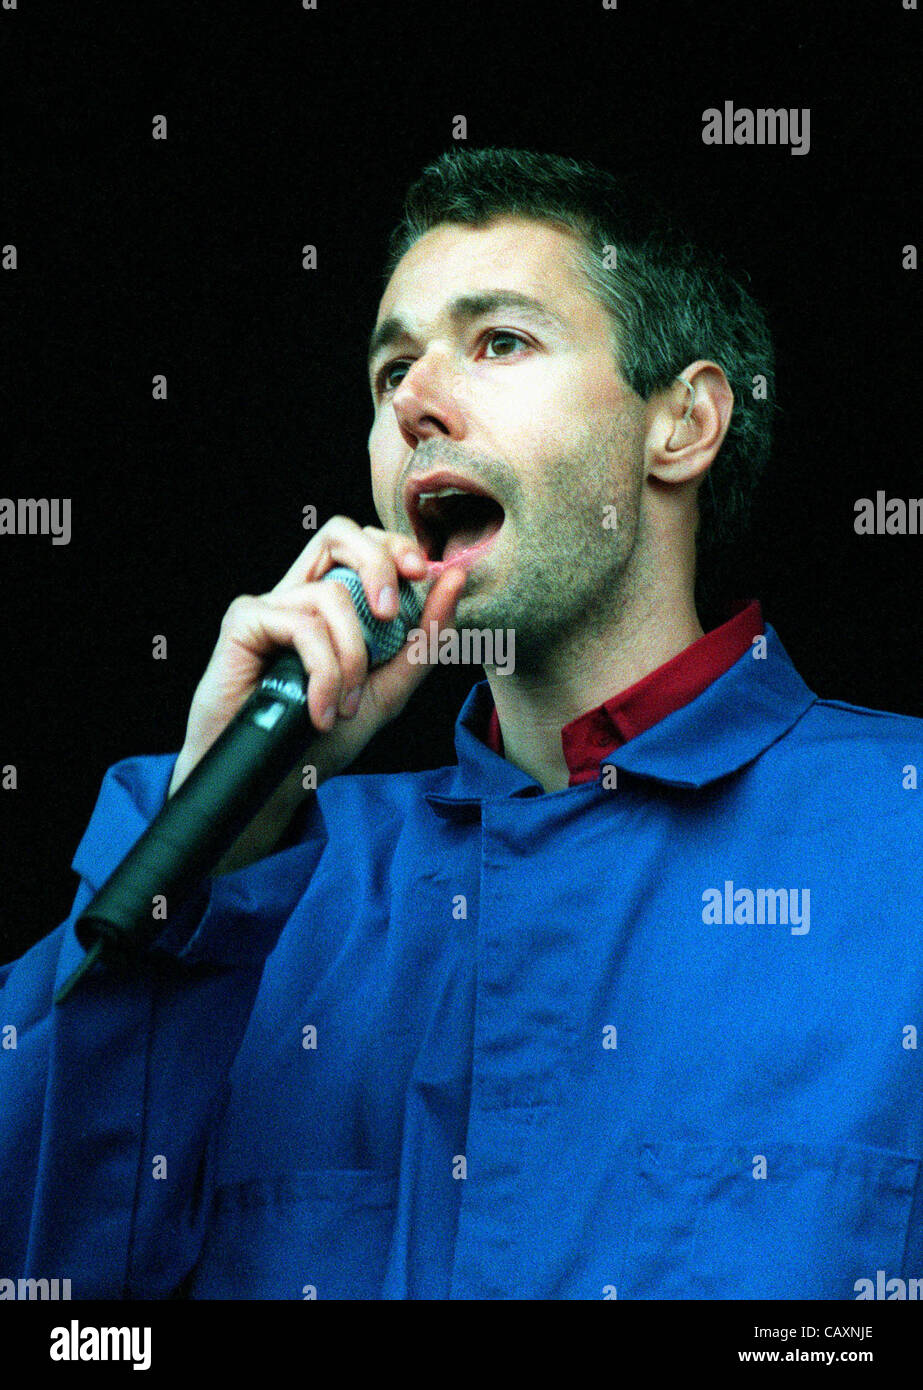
[485,600,764,786]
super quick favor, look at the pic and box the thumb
[364,565,468,716]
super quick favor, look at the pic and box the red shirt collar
[485,599,764,786]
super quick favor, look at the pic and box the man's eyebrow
[367,290,568,373]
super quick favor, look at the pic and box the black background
[2,0,919,962]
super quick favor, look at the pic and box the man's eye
[482,329,529,358]
[376,330,529,397]
[378,361,410,394]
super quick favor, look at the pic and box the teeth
[417,486,474,515]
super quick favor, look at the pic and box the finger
[273,517,425,621]
[365,566,468,717]
[281,519,428,613]
[217,595,345,733]
[268,579,371,705]
[360,526,429,581]
[324,529,424,620]
[273,515,368,591]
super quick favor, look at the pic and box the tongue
[442,514,502,564]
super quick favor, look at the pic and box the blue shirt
[1,624,922,1299]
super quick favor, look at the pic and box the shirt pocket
[618,1141,919,1300]
[186,1169,399,1299]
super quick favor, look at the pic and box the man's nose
[391,350,466,447]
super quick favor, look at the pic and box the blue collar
[426,624,816,808]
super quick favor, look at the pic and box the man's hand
[168,516,466,824]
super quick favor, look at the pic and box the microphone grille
[323,566,423,667]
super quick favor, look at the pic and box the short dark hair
[384,147,776,602]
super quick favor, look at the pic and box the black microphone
[53,568,424,1004]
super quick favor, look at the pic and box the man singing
[1,148,920,1300]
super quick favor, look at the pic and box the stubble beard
[453,427,644,674]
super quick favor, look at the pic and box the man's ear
[644,360,734,487]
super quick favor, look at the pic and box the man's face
[367,215,648,661]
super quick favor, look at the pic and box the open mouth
[407,477,505,568]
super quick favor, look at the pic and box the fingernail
[378,585,396,613]
[403,552,427,575]
[321,705,337,729]
[343,687,362,716]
